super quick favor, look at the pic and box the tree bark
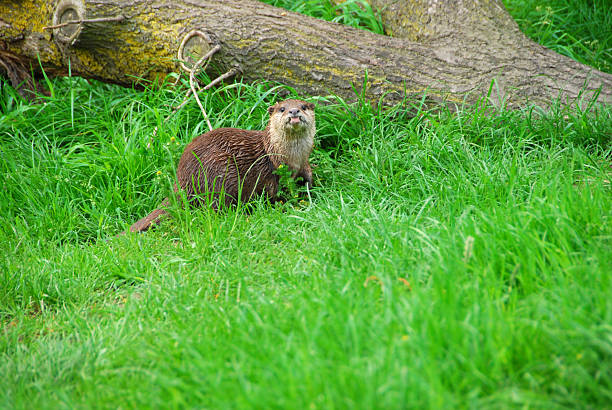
[1,0,610,109]
[362,0,612,108]
[363,0,524,42]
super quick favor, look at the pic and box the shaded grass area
[504,0,612,73]
[262,0,384,34]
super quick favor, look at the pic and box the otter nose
[288,108,300,116]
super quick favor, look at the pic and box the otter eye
[301,105,307,111]
[279,107,285,112]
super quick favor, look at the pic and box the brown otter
[128,99,315,233]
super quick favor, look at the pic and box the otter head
[267,99,316,140]
[266,99,316,169]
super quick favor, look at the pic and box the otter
[128,99,315,233]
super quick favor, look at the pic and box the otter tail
[127,198,170,233]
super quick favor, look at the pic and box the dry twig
[43,16,124,30]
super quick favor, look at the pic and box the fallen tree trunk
[1,0,610,109]
[359,0,612,108]
[363,0,527,42]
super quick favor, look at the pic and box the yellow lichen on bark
[0,0,65,68]
[0,0,53,35]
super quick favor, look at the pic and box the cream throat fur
[265,100,316,171]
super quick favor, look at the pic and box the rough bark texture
[364,0,521,42]
[1,0,610,108]
[364,0,612,108]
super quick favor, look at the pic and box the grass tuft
[262,0,385,34]
[504,0,612,73]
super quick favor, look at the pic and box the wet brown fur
[128,99,315,233]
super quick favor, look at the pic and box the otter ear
[307,102,315,111]
[268,105,276,115]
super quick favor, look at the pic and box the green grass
[1,1,611,409]
[262,0,385,34]
[504,0,612,73]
